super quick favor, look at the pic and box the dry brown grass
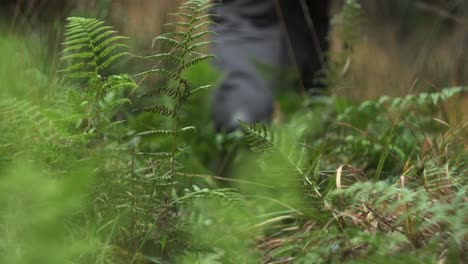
[330,16,468,124]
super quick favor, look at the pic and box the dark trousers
[211,0,330,132]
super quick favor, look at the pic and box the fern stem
[169,48,187,186]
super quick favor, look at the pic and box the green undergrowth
[237,88,467,263]
[0,0,466,263]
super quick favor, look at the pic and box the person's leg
[211,0,281,132]
[278,0,331,94]
[210,0,331,132]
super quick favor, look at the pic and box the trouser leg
[211,0,280,132]
[211,0,331,132]
[278,0,331,92]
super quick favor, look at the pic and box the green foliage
[331,87,466,178]
[1,1,466,263]
[60,17,134,135]
[0,31,59,100]
[60,17,129,80]
[240,87,467,263]
[0,98,60,159]
[55,1,224,263]
[241,122,310,173]
[0,162,96,264]
[133,0,215,181]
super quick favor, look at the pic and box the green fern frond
[98,52,128,70]
[152,35,183,49]
[337,177,467,245]
[157,31,189,39]
[138,89,160,99]
[187,30,215,42]
[295,143,311,173]
[164,21,191,28]
[338,87,466,125]
[61,36,91,46]
[134,106,175,117]
[184,55,215,70]
[195,3,218,14]
[94,36,128,53]
[187,41,212,53]
[190,84,213,96]
[88,25,114,37]
[137,152,173,159]
[240,122,277,152]
[190,14,213,25]
[385,87,465,109]
[136,130,176,137]
[133,0,215,185]
[61,44,90,54]
[92,30,118,43]
[140,87,178,100]
[136,127,195,137]
[97,44,128,59]
[144,53,184,64]
[60,62,86,73]
[104,74,137,90]
[179,5,197,12]
[191,21,215,32]
[241,122,311,175]
[181,80,192,99]
[60,17,129,80]
[135,68,179,80]
[63,71,96,79]
[0,98,64,160]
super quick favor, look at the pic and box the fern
[60,17,129,80]
[0,98,62,161]
[240,122,310,176]
[60,17,135,134]
[91,2,218,258]
[336,172,467,250]
[374,86,466,109]
[243,87,467,262]
[329,87,467,179]
[134,0,215,182]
